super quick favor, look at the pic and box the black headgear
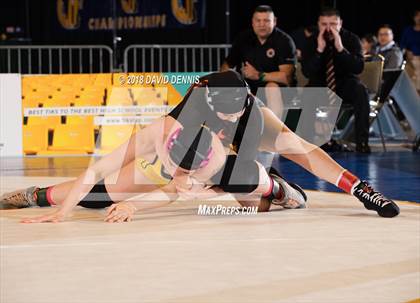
[205,71,252,114]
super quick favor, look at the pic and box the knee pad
[211,155,260,193]
[78,179,114,209]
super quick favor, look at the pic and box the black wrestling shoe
[353,181,400,218]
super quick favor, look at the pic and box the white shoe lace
[5,192,25,202]
[357,185,391,207]
[2,190,34,206]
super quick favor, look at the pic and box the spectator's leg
[337,78,370,149]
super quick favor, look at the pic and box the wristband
[258,72,266,82]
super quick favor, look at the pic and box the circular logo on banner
[56,0,83,30]
[171,0,197,25]
[121,0,138,14]
[266,48,275,58]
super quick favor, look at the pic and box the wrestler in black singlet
[168,71,265,161]
[168,71,266,193]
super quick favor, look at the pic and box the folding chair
[98,124,139,154]
[335,55,386,150]
[22,125,49,155]
[38,124,95,155]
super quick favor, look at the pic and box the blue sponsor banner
[55,0,206,31]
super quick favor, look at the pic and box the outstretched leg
[259,107,399,217]
[1,159,162,209]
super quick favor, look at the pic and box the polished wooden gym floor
[1,156,419,303]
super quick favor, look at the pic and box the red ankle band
[263,177,274,197]
[337,170,359,194]
[46,187,56,206]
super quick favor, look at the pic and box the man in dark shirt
[301,8,371,153]
[221,5,296,116]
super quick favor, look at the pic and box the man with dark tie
[301,8,371,153]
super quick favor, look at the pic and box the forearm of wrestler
[105,183,180,222]
[179,185,227,200]
[126,181,179,211]
[262,64,294,86]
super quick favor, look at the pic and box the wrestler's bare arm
[104,181,181,222]
[21,118,167,223]
[124,181,179,210]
